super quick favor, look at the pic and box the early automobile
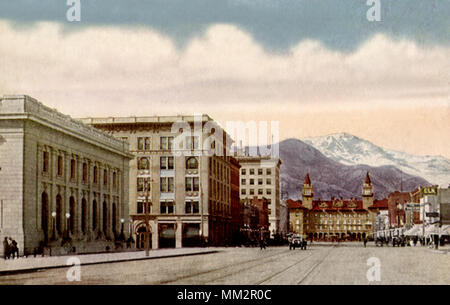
[289,235,306,250]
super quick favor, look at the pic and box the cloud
[0,20,448,117]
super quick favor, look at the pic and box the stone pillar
[152,220,159,249]
[176,219,182,248]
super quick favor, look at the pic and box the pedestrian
[11,238,19,258]
[363,237,367,248]
[3,237,10,260]
[259,228,266,250]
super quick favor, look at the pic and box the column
[176,219,182,248]
[152,220,159,249]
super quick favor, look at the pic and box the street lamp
[51,211,57,241]
[119,218,125,241]
[65,213,71,240]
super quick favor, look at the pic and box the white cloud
[0,20,448,117]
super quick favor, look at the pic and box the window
[160,201,174,214]
[43,151,49,173]
[186,157,199,169]
[258,178,263,185]
[250,189,254,195]
[241,179,246,185]
[160,177,174,193]
[160,136,174,150]
[250,179,254,185]
[57,156,63,176]
[241,189,246,195]
[185,201,199,214]
[137,201,151,214]
[266,188,272,195]
[266,169,272,175]
[258,168,263,175]
[70,159,76,179]
[185,177,200,192]
[82,163,88,183]
[137,137,151,151]
[241,169,246,175]
[258,189,263,195]
[103,169,108,186]
[160,156,174,170]
[113,172,117,189]
[93,166,98,183]
[137,177,145,192]
[266,178,271,185]
[137,157,150,170]
[185,136,200,150]
[250,169,255,175]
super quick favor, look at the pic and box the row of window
[137,156,199,171]
[42,151,118,188]
[133,136,204,151]
[241,188,272,196]
[314,213,368,218]
[241,168,272,176]
[136,177,200,193]
[241,178,271,185]
[136,201,199,214]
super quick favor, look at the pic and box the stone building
[80,115,234,248]
[287,172,383,241]
[236,156,282,236]
[230,156,241,245]
[0,95,132,257]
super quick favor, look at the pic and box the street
[1,244,449,285]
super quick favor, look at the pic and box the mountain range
[278,138,431,201]
[304,133,450,188]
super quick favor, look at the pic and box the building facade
[236,156,282,236]
[288,173,382,241]
[81,115,234,249]
[0,95,132,257]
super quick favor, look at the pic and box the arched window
[138,157,150,170]
[186,157,199,170]
[92,200,98,230]
[112,203,117,236]
[41,192,49,241]
[81,198,87,234]
[93,166,98,183]
[69,196,76,234]
[102,201,108,234]
[56,195,62,234]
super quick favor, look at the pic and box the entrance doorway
[159,223,176,248]
[136,226,152,249]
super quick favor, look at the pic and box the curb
[0,250,218,276]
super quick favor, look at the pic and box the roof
[287,199,307,210]
[304,173,311,185]
[365,172,372,184]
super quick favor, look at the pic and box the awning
[424,225,440,235]
[440,225,450,236]
[404,225,423,236]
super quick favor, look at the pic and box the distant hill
[304,133,450,187]
[278,138,430,200]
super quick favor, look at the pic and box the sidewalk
[0,248,218,275]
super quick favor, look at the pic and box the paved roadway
[1,244,449,285]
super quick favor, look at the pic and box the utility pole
[145,178,152,256]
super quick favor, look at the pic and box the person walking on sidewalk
[3,237,10,260]
[10,238,19,259]
[363,237,368,248]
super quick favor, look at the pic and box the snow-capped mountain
[304,133,450,187]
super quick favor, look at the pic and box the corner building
[81,115,234,249]
[0,95,132,257]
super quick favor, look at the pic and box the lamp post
[144,178,153,257]
[119,218,125,241]
[65,213,71,241]
[51,211,57,241]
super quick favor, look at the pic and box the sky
[0,1,449,158]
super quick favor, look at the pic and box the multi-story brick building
[230,156,241,245]
[288,173,384,241]
[236,156,282,236]
[81,115,234,248]
[0,95,132,257]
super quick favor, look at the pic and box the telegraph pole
[145,178,152,256]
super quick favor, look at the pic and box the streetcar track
[157,248,293,284]
[296,246,335,285]
[254,251,316,285]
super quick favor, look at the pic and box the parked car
[289,235,306,250]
